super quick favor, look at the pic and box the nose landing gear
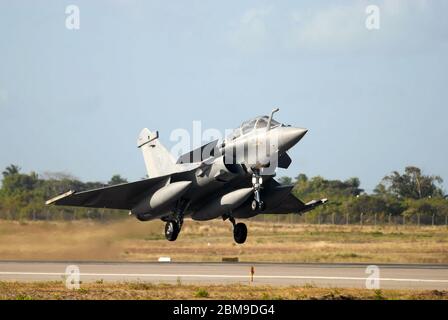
[251,172,266,211]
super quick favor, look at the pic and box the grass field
[0,281,447,300]
[0,219,447,264]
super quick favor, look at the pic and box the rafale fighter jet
[46,109,327,243]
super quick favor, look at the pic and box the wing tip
[305,198,328,207]
[45,190,76,205]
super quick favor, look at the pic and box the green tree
[294,175,363,198]
[278,176,292,185]
[378,166,444,199]
[295,173,308,183]
[108,174,128,185]
[345,195,387,216]
[2,164,20,177]
[1,172,39,195]
[373,183,388,196]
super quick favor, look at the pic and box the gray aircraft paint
[46,109,327,242]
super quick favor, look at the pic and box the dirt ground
[1,281,447,300]
[0,219,447,263]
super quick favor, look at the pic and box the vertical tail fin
[137,128,177,178]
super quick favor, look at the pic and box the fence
[252,212,448,226]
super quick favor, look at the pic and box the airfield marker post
[250,266,255,284]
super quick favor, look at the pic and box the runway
[0,261,447,290]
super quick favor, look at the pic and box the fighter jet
[46,109,327,243]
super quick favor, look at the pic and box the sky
[0,0,447,193]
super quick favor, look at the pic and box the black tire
[165,221,179,241]
[233,222,247,244]
[251,200,258,211]
[259,201,266,211]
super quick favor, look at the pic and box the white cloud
[228,6,273,52]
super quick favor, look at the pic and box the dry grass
[0,219,447,263]
[0,281,447,300]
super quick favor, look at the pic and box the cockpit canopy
[227,115,282,141]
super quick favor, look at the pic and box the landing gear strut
[251,171,265,211]
[224,215,248,244]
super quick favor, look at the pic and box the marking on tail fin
[137,130,159,148]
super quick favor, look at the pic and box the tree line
[0,164,447,224]
[0,165,128,220]
[281,166,448,225]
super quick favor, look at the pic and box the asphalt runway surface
[0,261,447,290]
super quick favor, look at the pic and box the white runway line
[1,271,448,283]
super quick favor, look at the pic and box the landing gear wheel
[251,200,258,211]
[233,223,247,244]
[251,199,266,211]
[165,221,180,241]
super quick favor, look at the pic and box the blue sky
[0,0,447,192]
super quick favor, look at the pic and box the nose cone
[279,127,308,151]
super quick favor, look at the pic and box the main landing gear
[164,200,188,241]
[224,215,247,244]
[251,171,266,211]
[164,220,180,241]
